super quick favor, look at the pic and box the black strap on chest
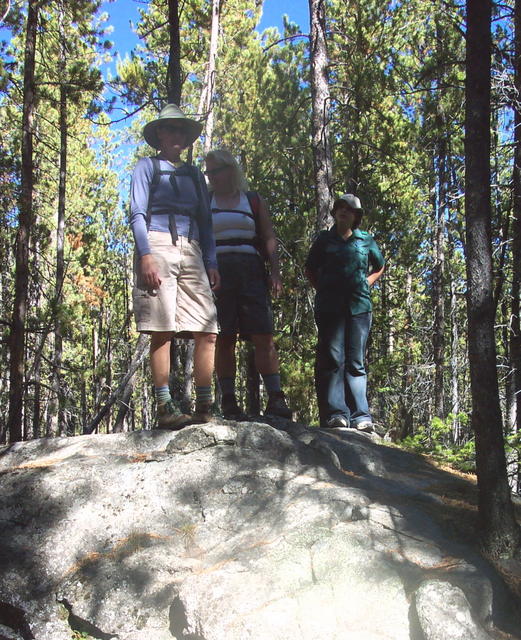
[211,191,266,253]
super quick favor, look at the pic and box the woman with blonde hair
[204,149,292,419]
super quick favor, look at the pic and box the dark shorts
[216,253,274,336]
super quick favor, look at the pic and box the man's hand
[207,268,220,291]
[140,254,162,291]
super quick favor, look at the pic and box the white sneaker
[325,415,349,428]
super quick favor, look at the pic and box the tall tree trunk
[449,277,461,443]
[398,270,414,440]
[512,0,521,454]
[49,5,67,437]
[198,0,220,153]
[465,0,521,557]
[166,0,182,104]
[309,0,334,231]
[5,0,38,444]
[433,146,446,419]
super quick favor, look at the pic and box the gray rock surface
[0,420,518,640]
[415,580,492,640]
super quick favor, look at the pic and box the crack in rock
[58,598,117,639]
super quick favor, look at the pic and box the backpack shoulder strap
[146,157,163,227]
[246,190,269,259]
[187,164,203,200]
[245,191,261,219]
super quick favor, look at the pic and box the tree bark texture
[309,0,334,231]
[5,0,38,444]
[166,0,182,105]
[49,4,67,437]
[512,0,521,441]
[246,344,260,415]
[433,147,446,420]
[465,0,521,557]
[201,0,220,153]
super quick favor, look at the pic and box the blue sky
[101,0,309,62]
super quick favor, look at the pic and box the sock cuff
[261,373,281,394]
[218,377,236,396]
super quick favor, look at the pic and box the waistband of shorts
[148,231,199,246]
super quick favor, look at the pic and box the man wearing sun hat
[305,192,385,431]
[130,103,220,429]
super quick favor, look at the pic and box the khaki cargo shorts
[133,232,218,334]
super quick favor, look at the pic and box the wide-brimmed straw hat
[142,103,203,149]
[333,193,363,212]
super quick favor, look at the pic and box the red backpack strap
[245,190,261,218]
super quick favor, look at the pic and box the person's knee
[316,343,343,369]
[252,333,275,350]
[217,334,236,346]
[346,361,366,376]
[150,331,173,349]
[195,332,217,347]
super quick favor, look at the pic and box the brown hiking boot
[157,400,191,430]
[192,403,213,424]
[265,391,293,419]
[221,394,248,420]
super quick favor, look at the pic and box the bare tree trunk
[398,270,414,440]
[166,0,182,104]
[49,4,67,437]
[84,334,149,435]
[511,0,521,458]
[5,0,38,444]
[246,344,260,415]
[433,149,446,420]
[112,374,136,433]
[465,0,521,557]
[182,340,195,411]
[309,0,334,231]
[198,0,220,153]
[449,278,461,443]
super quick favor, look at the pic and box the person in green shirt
[305,194,385,430]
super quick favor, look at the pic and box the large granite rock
[0,420,519,640]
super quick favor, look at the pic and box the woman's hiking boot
[265,391,293,419]
[192,402,213,424]
[221,394,248,420]
[157,400,191,430]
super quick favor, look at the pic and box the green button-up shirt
[305,226,385,315]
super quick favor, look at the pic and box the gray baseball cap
[333,193,363,211]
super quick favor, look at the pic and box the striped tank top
[211,191,258,256]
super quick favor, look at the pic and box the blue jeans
[314,311,372,427]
